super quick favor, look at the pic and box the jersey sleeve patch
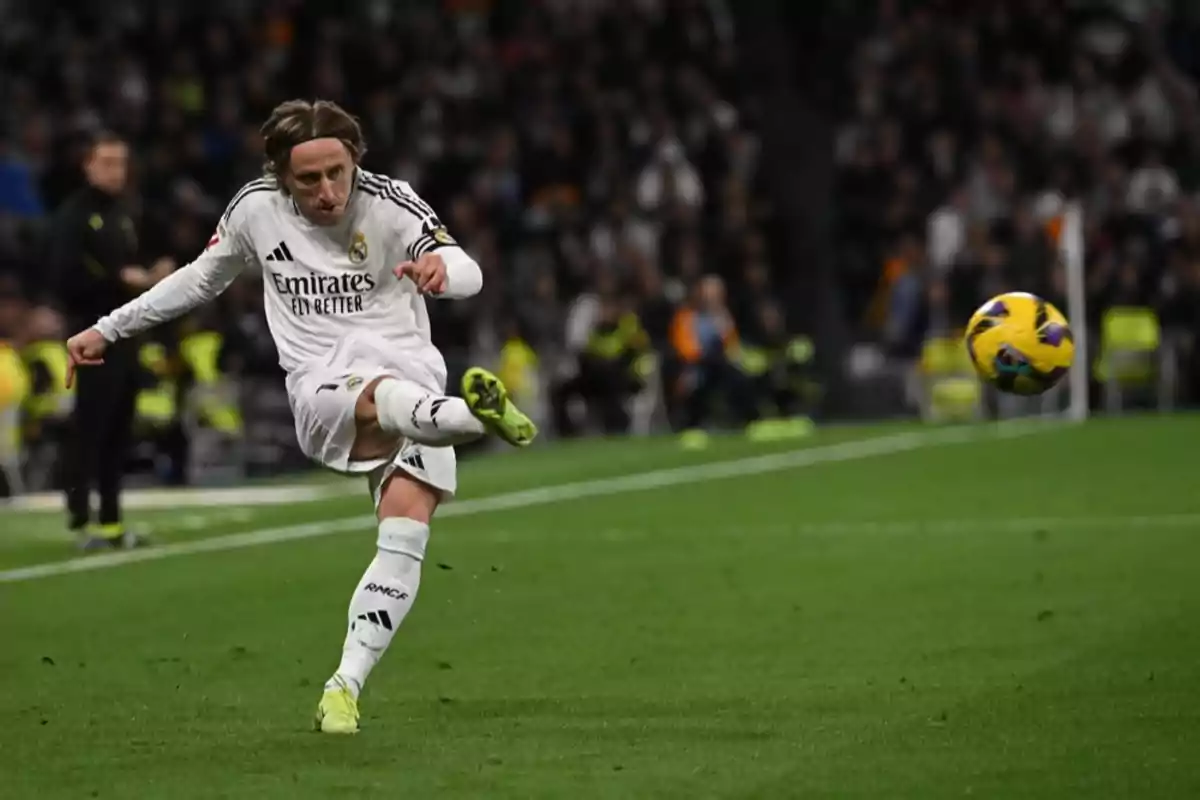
[407,218,458,260]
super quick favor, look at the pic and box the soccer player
[64,100,538,734]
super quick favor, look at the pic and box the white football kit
[94,169,482,500]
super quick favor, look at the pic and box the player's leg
[460,367,538,446]
[353,368,536,453]
[315,470,439,734]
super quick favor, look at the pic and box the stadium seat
[915,336,982,423]
[627,352,666,436]
[180,331,246,484]
[1094,306,1173,413]
[499,336,547,442]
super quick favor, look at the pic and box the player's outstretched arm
[65,227,248,386]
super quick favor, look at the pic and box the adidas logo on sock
[354,610,393,631]
[265,241,294,261]
[428,398,447,428]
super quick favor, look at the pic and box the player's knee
[377,470,440,524]
[351,376,404,462]
[354,376,391,424]
[377,516,430,562]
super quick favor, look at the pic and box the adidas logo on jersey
[265,241,294,262]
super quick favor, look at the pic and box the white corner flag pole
[1061,200,1089,423]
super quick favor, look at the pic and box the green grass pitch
[1,416,1198,798]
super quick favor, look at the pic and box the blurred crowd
[834,0,1200,404]
[4,0,1200,493]
[0,0,816,492]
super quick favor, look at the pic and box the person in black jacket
[49,131,173,550]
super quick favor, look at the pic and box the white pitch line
[4,482,357,513]
[0,421,1052,584]
[783,513,1200,537]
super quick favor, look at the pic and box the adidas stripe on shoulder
[221,178,276,225]
[356,171,458,258]
[356,171,437,223]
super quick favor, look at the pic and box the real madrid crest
[348,231,369,264]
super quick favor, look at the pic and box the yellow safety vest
[136,342,176,426]
[498,337,539,400]
[179,332,242,434]
[1095,306,1160,382]
[587,327,625,360]
[0,343,30,455]
[587,313,649,361]
[21,341,74,419]
[739,336,816,376]
[786,336,815,365]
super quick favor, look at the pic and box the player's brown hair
[260,99,367,190]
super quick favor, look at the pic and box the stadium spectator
[669,274,757,437]
[737,300,818,427]
[0,283,29,497]
[551,291,651,437]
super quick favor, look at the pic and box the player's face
[286,138,355,226]
[84,142,129,195]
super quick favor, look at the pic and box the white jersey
[93,169,482,376]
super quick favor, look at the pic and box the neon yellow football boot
[461,367,538,447]
[314,677,359,735]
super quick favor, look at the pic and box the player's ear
[344,139,365,164]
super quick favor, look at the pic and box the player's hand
[65,328,109,388]
[395,253,448,295]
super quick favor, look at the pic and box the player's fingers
[416,256,446,290]
[394,261,415,280]
[417,269,438,292]
[409,263,429,289]
[65,360,75,389]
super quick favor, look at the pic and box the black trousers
[552,355,640,437]
[680,356,759,431]
[64,339,139,529]
[751,371,804,418]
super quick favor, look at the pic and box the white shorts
[286,332,458,502]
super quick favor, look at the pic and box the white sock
[374,377,484,446]
[327,517,429,699]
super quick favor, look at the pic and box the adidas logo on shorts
[400,451,426,472]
